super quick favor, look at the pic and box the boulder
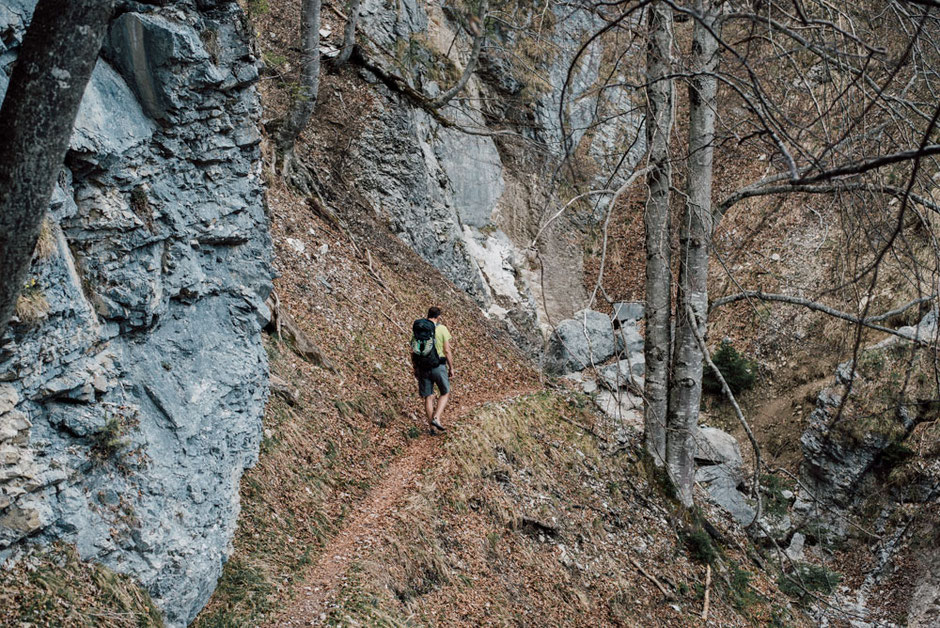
[694,426,744,469]
[612,301,644,326]
[545,309,623,375]
[616,322,644,356]
[696,464,756,527]
[594,389,642,426]
[785,532,805,562]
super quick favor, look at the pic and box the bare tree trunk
[333,0,361,69]
[0,0,114,342]
[428,0,488,109]
[643,1,675,467]
[667,1,720,507]
[275,0,322,163]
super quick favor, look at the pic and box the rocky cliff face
[0,1,272,625]
[346,0,643,351]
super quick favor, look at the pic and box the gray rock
[696,464,756,527]
[106,11,214,120]
[358,0,427,48]
[908,547,940,627]
[0,2,271,626]
[594,389,642,426]
[600,357,645,391]
[612,302,644,325]
[616,322,644,356]
[786,532,805,561]
[545,310,623,375]
[694,426,744,470]
[799,307,939,518]
[435,108,504,228]
[71,60,156,157]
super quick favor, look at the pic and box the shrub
[91,415,129,460]
[682,527,717,564]
[703,340,757,396]
[778,562,842,601]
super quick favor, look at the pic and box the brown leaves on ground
[0,543,163,628]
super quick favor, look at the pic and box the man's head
[427,306,441,321]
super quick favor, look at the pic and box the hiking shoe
[431,419,446,432]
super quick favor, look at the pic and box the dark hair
[427,306,441,319]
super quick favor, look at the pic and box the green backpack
[411,319,442,370]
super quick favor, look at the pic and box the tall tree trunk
[275,0,322,161]
[643,1,675,467]
[0,0,114,342]
[333,0,361,69]
[667,1,720,507]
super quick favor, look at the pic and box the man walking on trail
[410,306,454,433]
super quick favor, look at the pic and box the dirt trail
[268,388,536,626]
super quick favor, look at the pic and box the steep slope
[194,174,541,625]
[251,0,646,352]
[194,141,798,628]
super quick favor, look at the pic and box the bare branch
[709,291,937,342]
[429,0,489,109]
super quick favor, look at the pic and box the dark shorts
[418,364,450,398]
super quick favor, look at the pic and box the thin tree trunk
[0,0,114,342]
[276,0,322,160]
[428,0,488,109]
[643,0,675,467]
[667,1,720,507]
[333,0,361,68]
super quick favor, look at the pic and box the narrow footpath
[267,388,538,626]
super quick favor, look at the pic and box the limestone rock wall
[349,0,644,350]
[0,1,272,626]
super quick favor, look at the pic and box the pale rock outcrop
[350,0,643,351]
[544,309,624,375]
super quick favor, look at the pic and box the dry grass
[34,219,57,259]
[0,544,163,628]
[326,392,801,627]
[14,278,49,324]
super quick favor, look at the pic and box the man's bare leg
[424,396,435,424]
[433,392,450,424]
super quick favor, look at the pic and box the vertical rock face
[0,1,272,626]
[349,0,643,350]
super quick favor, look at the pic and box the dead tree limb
[428,0,488,109]
[709,291,937,342]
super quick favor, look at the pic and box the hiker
[410,306,454,433]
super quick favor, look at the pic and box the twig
[630,557,672,599]
[557,415,608,442]
[686,303,763,529]
[702,564,711,620]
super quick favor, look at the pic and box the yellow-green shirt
[435,324,451,358]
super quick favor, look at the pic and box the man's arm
[443,339,454,376]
